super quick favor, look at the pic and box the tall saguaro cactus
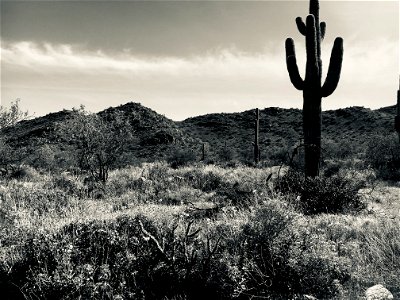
[285,0,344,177]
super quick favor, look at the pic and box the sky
[1,0,399,120]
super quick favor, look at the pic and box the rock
[365,284,393,300]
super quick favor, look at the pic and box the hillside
[179,105,396,161]
[0,102,397,164]
[1,110,74,148]
[98,102,200,159]
[0,103,201,162]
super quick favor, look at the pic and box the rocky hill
[0,102,397,164]
[179,105,396,161]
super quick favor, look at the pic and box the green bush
[276,170,366,214]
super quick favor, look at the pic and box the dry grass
[0,162,399,299]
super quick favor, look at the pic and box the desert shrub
[50,173,86,198]
[182,169,227,192]
[322,139,358,160]
[322,160,342,177]
[231,202,350,299]
[275,169,366,214]
[105,169,139,196]
[9,165,41,181]
[27,144,57,171]
[83,176,106,199]
[365,134,400,180]
[1,215,234,300]
[5,181,75,216]
[167,147,197,169]
[216,181,261,207]
[217,146,237,163]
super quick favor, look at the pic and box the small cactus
[254,108,260,164]
[395,76,400,141]
[201,143,206,161]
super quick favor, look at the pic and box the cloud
[1,39,398,120]
[1,41,284,77]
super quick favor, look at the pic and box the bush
[167,147,197,169]
[217,146,237,163]
[322,139,359,160]
[51,173,86,198]
[27,144,57,171]
[230,202,350,298]
[365,134,400,180]
[276,169,366,214]
[1,215,234,300]
[9,165,41,181]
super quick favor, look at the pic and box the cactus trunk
[303,94,321,176]
[285,0,343,177]
[254,108,260,164]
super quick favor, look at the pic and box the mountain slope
[0,102,397,164]
[179,105,397,161]
[0,102,201,162]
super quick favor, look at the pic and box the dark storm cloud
[1,1,308,56]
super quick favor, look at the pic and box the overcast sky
[1,0,398,120]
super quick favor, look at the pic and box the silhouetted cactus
[253,108,260,164]
[395,77,400,141]
[201,143,206,161]
[285,0,343,177]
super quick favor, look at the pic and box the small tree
[57,106,133,182]
[0,100,30,174]
[0,99,29,129]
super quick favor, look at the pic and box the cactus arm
[285,38,304,90]
[305,15,319,82]
[321,37,343,97]
[320,22,326,40]
[296,17,307,36]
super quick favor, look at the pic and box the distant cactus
[395,76,400,141]
[254,108,260,164]
[285,0,343,177]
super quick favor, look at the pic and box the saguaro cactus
[395,76,400,142]
[201,142,206,161]
[254,108,260,164]
[285,0,343,177]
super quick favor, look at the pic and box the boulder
[365,284,393,300]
